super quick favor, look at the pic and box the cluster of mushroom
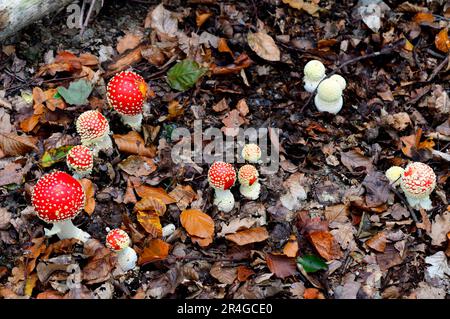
[303,60,347,114]
[207,144,262,212]
[385,162,436,210]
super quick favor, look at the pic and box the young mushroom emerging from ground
[32,171,90,242]
[314,78,344,114]
[385,165,404,186]
[66,145,94,179]
[242,143,262,163]
[303,60,326,93]
[106,229,137,272]
[107,70,148,131]
[208,161,236,212]
[238,164,261,200]
[398,162,436,210]
[76,110,112,156]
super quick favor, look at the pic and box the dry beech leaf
[435,28,450,53]
[134,196,166,216]
[167,100,184,120]
[123,179,137,204]
[266,253,297,279]
[37,51,98,76]
[213,98,229,112]
[283,235,299,257]
[79,179,95,215]
[430,211,450,246]
[196,11,212,28]
[168,184,197,211]
[247,31,281,62]
[303,288,325,299]
[225,227,269,246]
[138,239,170,265]
[191,235,213,247]
[218,38,234,58]
[20,114,41,133]
[366,231,387,253]
[147,4,178,39]
[210,262,237,284]
[180,209,214,239]
[24,237,46,273]
[237,266,255,282]
[236,98,249,116]
[282,0,320,16]
[0,132,38,157]
[117,33,143,54]
[118,155,157,177]
[134,185,176,205]
[308,231,342,261]
[137,211,162,238]
[413,12,434,24]
[113,131,156,157]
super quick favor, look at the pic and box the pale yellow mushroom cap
[304,60,326,81]
[317,78,342,102]
[329,74,346,90]
[385,166,404,185]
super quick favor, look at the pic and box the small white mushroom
[303,60,326,93]
[314,78,344,114]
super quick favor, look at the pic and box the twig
[427,54,449,82]
[389,185,422,237]
[299,39,405,113]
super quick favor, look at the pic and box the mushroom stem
[44,219,91,242]
[162,223,176,237]
[116,246,137,272]
[304,77,325,93]
[314,95,343,114]
[239,181,261,200]
[405,196,433,211]
[82,134,112,156]
[120,114,143,132]
[213,189,235,212]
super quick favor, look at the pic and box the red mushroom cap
[67,145,93,172]
[76,110,110,142]
[207,162,236,190]
[31,171,85,223]
[106,229,130,251]
[400,162,436,198]
[238,164,258,187]
[107,71,147,116]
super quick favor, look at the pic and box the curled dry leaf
[247,31,281,62]
[137,211,162,238]
[138,239,170,265]
[435,28,450,53]
[79,179,95,215]
[303,288,325,299]
[147,4,178,39]
[118,155,157,177]
[116,33,143,54]
[210,52,253,75]
[283,235,299,257]
[210,262,237,285]
[0,132,38,157]
[308,231,342,261]
[180,209,214,239]
[113,131,156,157]
[282,0,320,16]
[134,196,166,216]
[237,266,255,282]
[167,100,184,120]
[225,227,269,246]
[430,211,450,246]
[134,185,176,205]
[168,184,197,211]
[265,253,297,278]
[366,231,387,252]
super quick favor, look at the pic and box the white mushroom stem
[239,182,261,200]
[213,189,235,213]
[72,171,91,180]
[120,114,143,132]
[82,134,113,156]
[44,219,91,242]
[314,95,343,114]
[404,195,433,211]
[116,247,138,272]
[162,223,176,237]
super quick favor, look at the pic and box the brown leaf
[137,211,162,238]
[123,179,137,204]
[308,231,342,261]
[282,0,320,16]
[37,51,98,76]
[196,11,212,28]
[36,291,65,299]
[141,45,166,66]
[0,161,29,187]
[210,262,237,284]
[0,132,38,157]
[225,227,269,246]
[191,235,213,247]
[417,208,432,233]
[362,171,390,208]
[210,53,253,75]
[247,31,280,62]
[218,38,234,58]
[117,33,143,54]
[237,266,255,282]
[0,207,11,230]
[283,235,299,257]
[42,238,79,260]
[366,231,387,252]
[19,114,41,133]
[146,4,178,39]
[138,239,170,265]
[79,179,95,215]
[24,237,46,274]
[167,100,184,120]
[212,98,229,112]
[221,109,245,137]
[82,239,116,284]
[435,28,450,53]
[430,211,450,246]
[180,209,214,239]
[105,44,145,77]
[266,253,297,278]
[134,196,167,215]
[413,12,435,24]
[168,184,197,211]
[113,131,156,157]
[118,155,157,177]
[340,149,373,172]
[236,98,249,116]
[134,185,176,204]
[376,244,403,271]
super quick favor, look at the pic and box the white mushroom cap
[317,78,343,102]
[386,166,404,186]
[329,74,347,90]
[304,60,326,81]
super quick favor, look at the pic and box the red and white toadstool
[66,145,94,178]
[242,143,262,163]
[399,162,436,210]
[31,171,90,242]
[106,229,137,272]
[238,164,261,200]
[76,110,112,156]
[107,71,148,131]
[208,161,236,212]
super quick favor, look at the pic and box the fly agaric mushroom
[76,110,112,156]
[238,164,261,200]
[385,166,404,186]
[106,229,137,272]
[31,171,90,242]
[66,145,94,178]
[329,74,347,90]
[107,71,148,131]
[303,60,326,93]
[399,162,436,210]
[208,161,236,212]
[242,143,262,163]
[314,78,344,114]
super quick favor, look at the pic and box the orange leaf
[167,100,184,120]
[308,231,342,261]
[168,184,197,211]
[303,288,325,299]
[134,185,176,204]
[180,209,215,239]
[118,155,157,177]
[265,253,297,278]
[237,266,255,282]
[413,12,435,24]
[24,237,46,274]
[36,290,65,299]
[79,179,95,215]
[218,38,234,58]
[138,239,170,265]
[191,235,213,247]
[283,235,299,257]
[33,87,46,105]
[137,211,162,238]
[196,11,212,28]
[117,33,143,54]
[435,28,450,53]
[113,131,156,157]
[20,114,41,133]
[225,227,269,246]
[366,231,387,253]
[44,89,66,111]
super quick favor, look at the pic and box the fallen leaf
[308,231,342,261]
[57,80,93,106]
[134,196,166,216]
[167,60,207,92]
[180,209,214,239]
[168,184,197,211]
[117,33,143,54]
[266,254,297,278]
[435,28,450,53]
[147,4,178,39]
[376,244,403,271]
[0,207,11,230]
[429,211,450,246]
[167,100,184,120]
[237,266,255,282]
[283,235,299,257]
[196,11,212,28]
[225,227,269,246]
[24,273,38,297]
[137,211,162,238]
[247,31,280,62]
[303,288,324,299]
[221,109,245,136]
[217,217,260,237]
[236,98,249,116]
[297,254,328,273]
[24,237,46,274]
[282,0,320,16]
[366,231,387,252]
[210,262,237,284]
[82,240,116,285]
[340,149,373,172]
[39,145,73,168]
[213,98,229,112]
[218,38,234,58]
[134,185,176,204]
[79,179,95,215]
[113,131,156,157]
[20,114,41,133]
[425,251,450,281]
[413,12,434,24]
[118,155,157,177]
[210,53,253,75]
[138,239,170,265]
[0,132,38,157]
[362,171,390,208]
[280,172,308,211]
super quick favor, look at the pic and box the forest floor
[0,0,449,299]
